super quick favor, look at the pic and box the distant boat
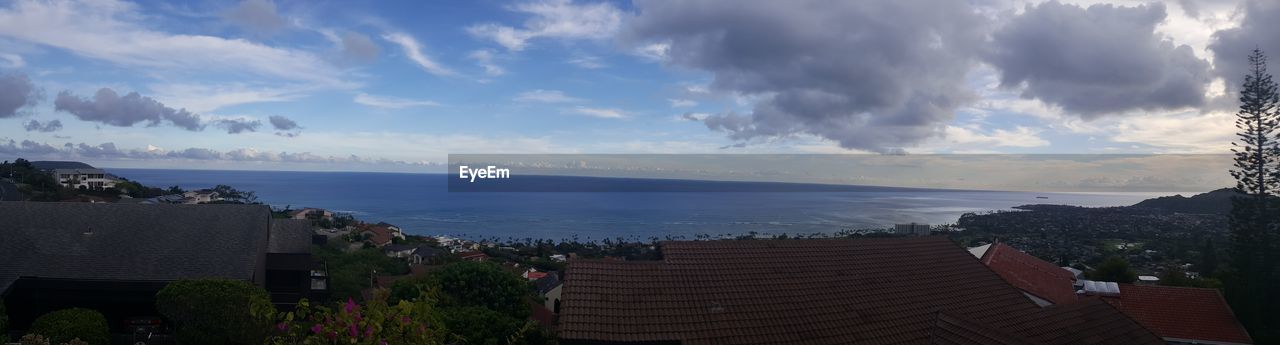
[1036,196,1049,199]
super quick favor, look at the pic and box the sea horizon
[108,167,1179,242]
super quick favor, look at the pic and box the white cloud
[468,49,505,76]
[567,55,605,69]
[467,0,622,51]
[514,89,582,103]
[668,98,697,108]
[0,53,23,68]
[148,82,318,113]
[568,106,626,119]
[382,32,454,76]
[941,125,1050,148]
[0,0,342,84]
[354,93,439,109]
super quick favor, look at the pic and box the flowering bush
[267,289,449,345]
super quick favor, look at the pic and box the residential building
[534,272,562,313]
[50,168,118,190]
[289,208,333,221]
[558,237,1162,344]
[975,242,1253,344]
[0,202,327,336]
[976,242,1079,306]
[458,251,488,262]
[182,189,221,204]
[894,222,931,235]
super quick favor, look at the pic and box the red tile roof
[359,225,394,246]
[558,236,1160,345]
[980,242,1078,305]
[1101,284,1252,344]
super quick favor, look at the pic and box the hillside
[1130,188,1239,215]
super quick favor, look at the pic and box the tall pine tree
[1228,47,1280,339]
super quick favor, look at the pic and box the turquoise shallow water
[109,168,1165,242]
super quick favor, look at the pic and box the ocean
[108,168,1165,242]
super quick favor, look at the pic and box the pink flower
[310,324,323,334]
[348,324,358,338]
[365,325,375,337]
[400,316,411,325]
[276,322,288,331]
[344,298,357,313]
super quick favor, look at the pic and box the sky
[0,0,1275,172]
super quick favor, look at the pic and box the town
[0,158,1259,345]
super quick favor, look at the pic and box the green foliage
[438,306,524,345]
[27,308,109,345]
[266,290,448,345]
[1089,256,1137,283]
[17,334,89,345]
[0,158,67,201]
[313,245,408,302]
[431,262,531,319]
[1159,266,1223,289]
[210,184,259,204]
[155,279,276,345]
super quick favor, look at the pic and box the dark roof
[268,219,313,254]
[534,272,561,295]
[413,246,441,257]
[1101,284,1252,344]
[0,202,272,292]
[558,236,1160,345]
[980,243,1078,305]
[29,161,95,170]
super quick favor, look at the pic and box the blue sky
[0,0,1272,172]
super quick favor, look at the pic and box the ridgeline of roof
[29,161,95,170]
[980,243,1078,305]
[1104,284,1253,344]
[558,236,1160,345]
[0,202,272,292]
[268,219,314,254]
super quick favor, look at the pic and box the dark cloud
[224,0,287,34]
[1210,1,1280,94]
[987,1,1211,118]
[0,73,40,118]
[341,31,380,62]
[74,142,124,158]
[0,139,61,156]
[268,115,298,130]
[23,119,62,132]
[53,88,206,131]
[214,118,262,134]
[623,0,988,152]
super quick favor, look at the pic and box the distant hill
[1130,188,1240,214]
[29,161,96,170]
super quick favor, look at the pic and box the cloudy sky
[0,0,1273,172]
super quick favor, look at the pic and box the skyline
[0,0,1276,172]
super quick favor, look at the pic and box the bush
[431,262,531,319]
[27,308,109,345]
[156,279,276,345]
[266,289,447,345]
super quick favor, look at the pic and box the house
[458,251,488,262]
[289,208,333,221]
[976,243,1253,344]
[357,225,397,247]
[0,202,326,337]
[382,244,443,265]
[182,189,221,204]
[558,237,1162,345]
[534,272,562,313]
[50,168,118,190]
[550,254,567,262]
[975,242,1079,306]
[383,244,418,258]
[1094,284,1253,344]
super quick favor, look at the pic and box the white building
[182,190,221,204]
[52,168,118,190]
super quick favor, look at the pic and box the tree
[155,279,276,345]
[1227,48,1280,339]
[1200,238,1219,277]
[1089,256,1137,283]
[431,262,531,319]
[26,308,109,345]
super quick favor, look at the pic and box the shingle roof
[1101,284,1253,344]
[980,242,1078,305]
[0,202,272,292]
[269,219,314,254]
[558,236,1159,345]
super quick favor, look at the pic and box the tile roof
[980,242,1078,305]
[558,236,1160,345]
[0,202,272,292]
[1101,284,1252,344]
